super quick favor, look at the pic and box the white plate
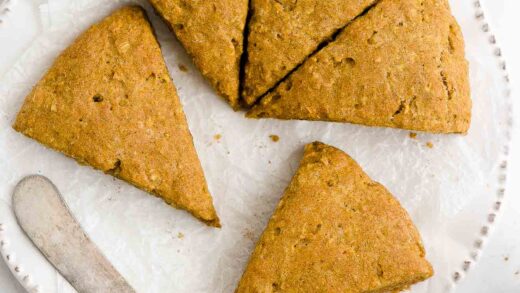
[0,0,514,292]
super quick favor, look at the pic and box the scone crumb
[409,132,417,139]
[177,232,184,239]
[214,134,222,141]
[426,142,434,148]
[269,134,280,142]
[178,64,188,72]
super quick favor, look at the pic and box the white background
[0,0,519,292]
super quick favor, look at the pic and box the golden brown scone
[247,0,471,134]
[149,0,248,109]
[236,142,433,292]
[13,6,220,227]
[242,0,378,105]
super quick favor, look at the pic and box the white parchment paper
[0,0,513,292]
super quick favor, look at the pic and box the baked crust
[13,6,220,227]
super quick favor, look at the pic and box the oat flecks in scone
[247,0,471,134]
[13,6,220,227]
[242,0,378,105]
[236,142,433,292]
[149,0,248,109]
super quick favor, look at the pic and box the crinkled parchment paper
[0,0,513,292]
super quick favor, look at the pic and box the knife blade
[12,175,136,293]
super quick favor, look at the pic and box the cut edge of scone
[240,0,380,107]
[12,5,220,227]
[236,141,433,292]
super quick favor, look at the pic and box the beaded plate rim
[448,0,515,290]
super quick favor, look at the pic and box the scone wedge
[242,0,378,105]
[237,142,433,292]
[148,0,249,109]
[247,0,471,134]
[13,6,220,227]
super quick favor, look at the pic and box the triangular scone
[149,0,248,109]
[242,0,378,105]
[237,142,433,292]
[13,6,220,227]
[248,0,471,134]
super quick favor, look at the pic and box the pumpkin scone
[247,0,471,134]
[236,142,433,292]
[13,6,220,227]
[148,0,248,109]
[242,0,378,105]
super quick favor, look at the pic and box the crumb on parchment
[409,132,417,139]
[426,142,433,148]
[178,64,188,72]
[214,134,222,141]
[269,134,280,142]
[177,232,184,239]
[242,228,255,241]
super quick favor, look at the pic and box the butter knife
[12,175,136,293]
